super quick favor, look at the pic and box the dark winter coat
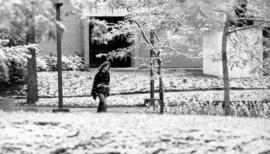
[91,71,110,100]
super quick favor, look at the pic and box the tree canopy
[0,0,66,79]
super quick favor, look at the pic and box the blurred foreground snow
[0,111,269,154]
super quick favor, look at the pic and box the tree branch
[14,33,26,42]
[154,31,160,42]
[133,20,151,45]
[230,18,270,23]
[197,7,208,19]
[153,46,202,59]
[152,49,158,57]
[228,21,270,34]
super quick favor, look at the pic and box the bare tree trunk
[150,30,155,101]
[221,14,231,116]
[27,47,38,104]
[26,4,38,104]
[157,54,164,114]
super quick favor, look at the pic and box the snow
[3,70,270,117]
[0,111,269,154]
[13,90,270,117]
[5,71,270,98]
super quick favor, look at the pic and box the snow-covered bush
[36,56,50,71]
[1,45,32,83]
[38,55,57,71]
[37,54,88,71]
[0,45,88,84]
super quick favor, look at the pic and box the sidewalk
[0,98,145,113]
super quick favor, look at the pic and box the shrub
[1,45,33,83]
[37,54,88,72]
[0,42,88,86]
[37,55,57,71]
[1,45,88,84]
[143,99,270,118]
[36,56,50,71]
[67,55,88,71]
[0,35,26,47]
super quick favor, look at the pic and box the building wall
[134,32,202,68]
[161,54,202,68]
[82,20,90,65]
[135,45,202,68]
[39,3,82,56]
[203,28,263,78]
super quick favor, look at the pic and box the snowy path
[0,112,269,154]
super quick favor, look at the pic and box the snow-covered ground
[3,70,270,117]
[4,71,270,98]
[13,90,270,117]
[0,111,269,154]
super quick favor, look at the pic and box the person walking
[91,61,111,112]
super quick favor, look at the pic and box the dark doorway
[89,17,132,68]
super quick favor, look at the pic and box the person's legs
[97,93,107,112]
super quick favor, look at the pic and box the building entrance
[89,17,132,67]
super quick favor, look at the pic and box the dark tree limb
[134,20,151,45]
[230,17,270,22]
[228,21,270,34]
[154,31,160,42]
